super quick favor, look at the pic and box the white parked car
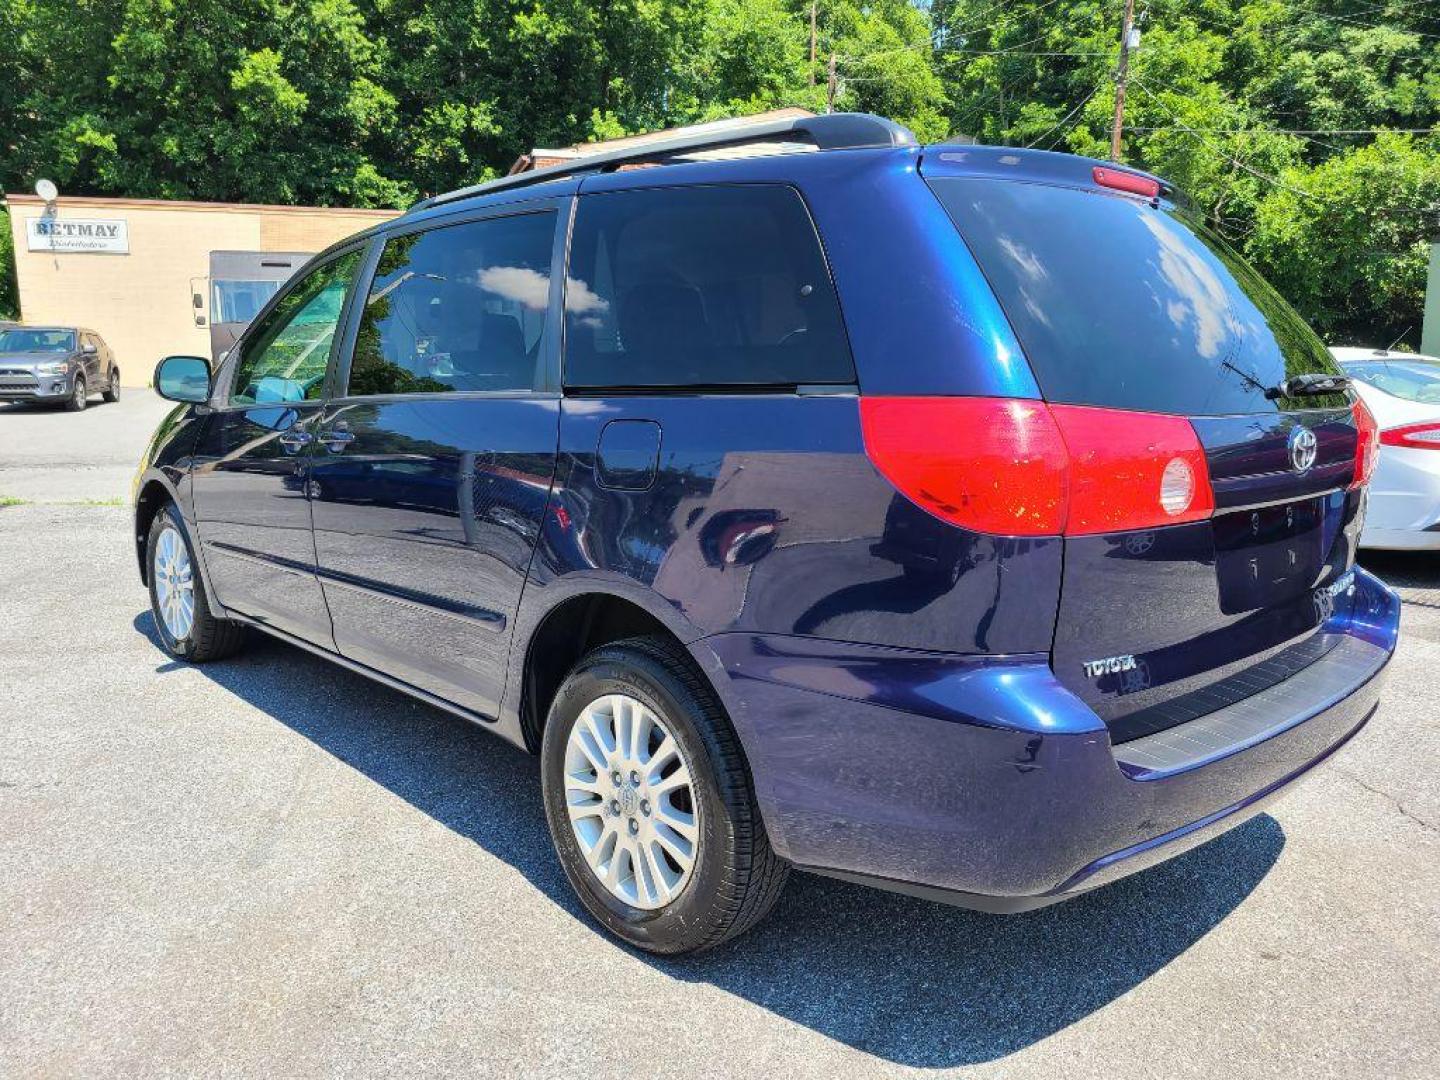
[1331,346,1440,550]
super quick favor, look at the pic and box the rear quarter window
[562,184,855,389]
[929,177,1347,415]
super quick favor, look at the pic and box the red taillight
[1379,421,1440,451]
[1351,399,1380,488]
[859,397,1213,537]
[1092,166,1161,199]
[858,397,1068,535]
[1049,405,1214,534]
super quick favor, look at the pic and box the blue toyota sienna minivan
[134,113,1399,953]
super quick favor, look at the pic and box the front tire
[541,636,789,954]
[66,375,87,411]
[103,368,121,402]
[146,503,247,661]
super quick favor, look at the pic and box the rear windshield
[929,177,1346,415]
[1343,358,1440,405]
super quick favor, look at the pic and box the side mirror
[82,342,98,355]
[154,355,212,403]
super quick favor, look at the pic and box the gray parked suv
[0,326,120,410]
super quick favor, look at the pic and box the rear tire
[146,503,247,662]
[102,368,121,402]
[541,635,789,954]
[66,375,87,411]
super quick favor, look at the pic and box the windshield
[928,177,1348,415]
[0,329,76,353]
[1343,358,1440,405]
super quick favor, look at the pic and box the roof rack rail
[410,112,917,212]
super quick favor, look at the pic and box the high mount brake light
[1351,399,1380,488]
[859,397,1214,537]
[1092,166,1161,199]
[1379,421,1440,451]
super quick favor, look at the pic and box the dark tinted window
[930,178,1347,415]
[564,185,854,388]
[231,252,361,405]
[347,212,555,396]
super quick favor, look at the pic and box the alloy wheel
[153,525,196,641]
[563,693,700,909]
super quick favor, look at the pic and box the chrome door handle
[277,430,314,453]
[319,429,355,454]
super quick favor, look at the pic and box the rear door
[308,202,564,717]
[927,173,1365,741]
[79,333,102,386]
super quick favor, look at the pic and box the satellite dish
[35,178,58,203]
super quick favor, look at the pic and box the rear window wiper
[1265,373,1351,400]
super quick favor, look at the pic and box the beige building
[6,194,399,384]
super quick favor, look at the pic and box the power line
[943,0,1073,45]
[941,48,1111,58]
[1287,2,1440,39]
[842,11,1094,67]
[1123,125,1440,135]
[1146,0,1440,41]
[1128,76,1323,201]
[1129,68,1430,157]
[1343,0,1440,22]
[1028,80,1109,149]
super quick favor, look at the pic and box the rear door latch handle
[319,429,355,453]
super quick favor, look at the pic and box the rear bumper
[1359,524,1440,551]
[1362,447,1440,548]
[697,566,1399,908]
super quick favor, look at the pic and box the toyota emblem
[1288,425,1317,473]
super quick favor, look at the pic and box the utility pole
[1109,0,1137,162]
[827,51,837,113]
[809,3,817,87]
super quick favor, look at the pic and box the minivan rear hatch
[924,154,1366,740]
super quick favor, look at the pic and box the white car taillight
[1380,422,1440,450]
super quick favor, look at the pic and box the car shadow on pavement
[133,611,1285,1068]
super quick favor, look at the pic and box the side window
[346,211,556,397]
[229,251,361,405]
[563,185,854,389]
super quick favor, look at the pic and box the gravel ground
[0,390,175,504]
[0,404,1437,1079]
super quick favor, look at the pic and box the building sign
[26,217,129,254]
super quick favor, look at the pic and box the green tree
[100,0,411,206]
[934,0,1440,345]
[0,209,17,319]
[3,0,1437,344]
[1248,132,1440,346]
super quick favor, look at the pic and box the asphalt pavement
[0,395,1437,1078]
